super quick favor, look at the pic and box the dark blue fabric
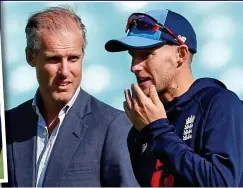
[128,78,243,186]
[4,89,139,187]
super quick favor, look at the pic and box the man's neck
[37,93,63,125]
[41,99,64,136]
[37,86,81,134]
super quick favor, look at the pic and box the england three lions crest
[183,115,195,141]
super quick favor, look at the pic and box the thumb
[149,85,161,106]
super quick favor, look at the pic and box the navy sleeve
[101,112,139,187]
[140,91,243,186]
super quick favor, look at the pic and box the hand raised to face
[124,84,167,131]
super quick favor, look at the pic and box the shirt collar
[32,84,81,117]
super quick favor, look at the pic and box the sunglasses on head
[125,13,186,46]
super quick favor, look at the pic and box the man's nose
[58,60,70,78]
[130,58,144,73]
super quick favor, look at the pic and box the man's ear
[177,45,189,67]
[25,47,36,67]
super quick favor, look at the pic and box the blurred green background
[1,1,243,110]
[0,152,3,179]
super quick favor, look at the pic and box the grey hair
[25,6,87,56]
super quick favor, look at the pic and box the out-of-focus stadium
[1,1,243,110]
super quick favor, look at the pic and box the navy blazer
[4,89,139,187]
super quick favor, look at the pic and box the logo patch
[141,143,148,154]
[177,35,187,43]
[183,115,195,141]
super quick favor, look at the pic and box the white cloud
[82,65,112,94]
[8,65,38,94]
[201,42,231,69]
[220,67,243,95]
[114,1,148,12]
[200,15,235,40]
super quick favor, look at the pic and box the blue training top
[128,78,243,187]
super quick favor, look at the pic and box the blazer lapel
[12,102,38,187]
[42,89,91,187]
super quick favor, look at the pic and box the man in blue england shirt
[105,9,243,186]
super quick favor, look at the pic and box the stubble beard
[51,91,74,105]
[157,71,176,98]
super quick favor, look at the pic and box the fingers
[123,101,132,120]
[124,87,140,118]
[124,88,132,108]
[149,85,161,106]
[131,83,147,105]
[124,88,135,120]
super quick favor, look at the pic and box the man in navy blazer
[4,7,138,187]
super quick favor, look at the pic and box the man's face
[129,44,178,96]
[27,26,84,105]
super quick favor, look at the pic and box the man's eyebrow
[67,53,82,56]
[43,52,82,57]
[43,52,60,56]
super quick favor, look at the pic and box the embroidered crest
[141,143,148,154]
[183,115,195,141]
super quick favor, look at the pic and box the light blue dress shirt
[32,86,81,187]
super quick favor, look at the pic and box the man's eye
[46,56,58,61]
[46,56,60,62]
[68,56,79,62]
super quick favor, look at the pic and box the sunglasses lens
[137,16,159,31]
[126,14,160,33]
[125,14,185,46]
[126,14,138,32]
[128,14,138,25]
